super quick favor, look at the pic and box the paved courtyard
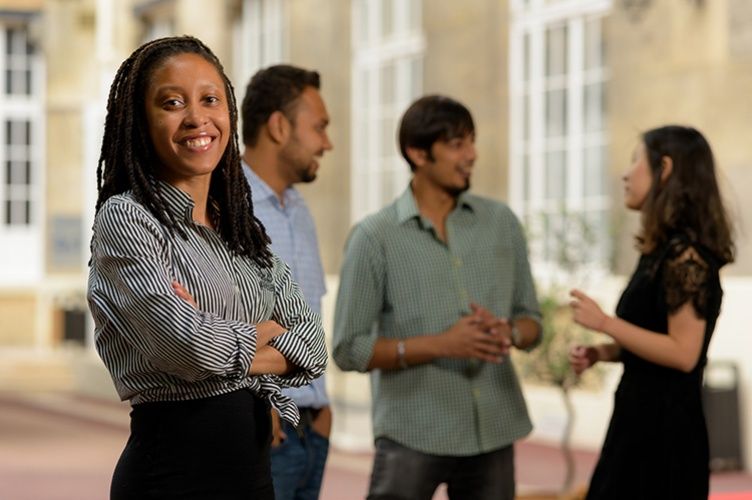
[0,392,749,500]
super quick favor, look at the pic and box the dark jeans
[271,409,330,500]
[367,437,515,500]
[111,389,274,500]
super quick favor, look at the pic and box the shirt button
[472,388,480,398]
[454,257,462,267]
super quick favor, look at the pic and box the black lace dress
[586,234,724,500]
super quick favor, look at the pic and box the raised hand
[568,344,599,375]
[570,289,609,332]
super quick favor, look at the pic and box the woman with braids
[87,36,327,499]
[568,125,735,499]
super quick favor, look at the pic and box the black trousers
[367,438,515,500]
[111,389,274,500]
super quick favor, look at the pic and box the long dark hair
[96,35,272,267]
[638,125,734,264]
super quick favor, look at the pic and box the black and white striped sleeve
[88,199,257,382]
[264,256,328,388]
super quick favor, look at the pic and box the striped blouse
[87,182,327,424]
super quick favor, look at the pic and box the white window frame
[350,0,425,224]
[0,20,44,286]
[509,0,611,280]
[136,0,176,45]
[233,0,287,88]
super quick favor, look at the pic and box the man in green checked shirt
[332,95,542,500]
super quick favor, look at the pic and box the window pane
[545,88,567,137]
[584,82,604,132]
[545,150,566,200]
[409,57,422,99]
[381,0,394,38]
[408,0,420,32]
[545,24,567,77]
[381,117,395,157]
[7,200,24,225]
[523,33,531,83]
[584,17,605,70]
[522,153,531,201]
[522,93,530,141]
[584,145,606,197]
[380,63,395,105]
[9,161,21,184]
[357,0,369,44]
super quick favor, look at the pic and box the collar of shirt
[156,180,195,223]
[394,185,476,230]
[242,162,302,211]
[153,179,221,228]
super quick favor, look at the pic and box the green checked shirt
[333,186,541,456]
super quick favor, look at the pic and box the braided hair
[96,35,272,267]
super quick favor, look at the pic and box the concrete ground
[1,391,750,500]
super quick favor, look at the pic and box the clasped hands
[439,303,514,364]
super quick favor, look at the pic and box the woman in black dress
[568,125,735,499]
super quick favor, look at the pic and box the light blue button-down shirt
[243,164,329,408]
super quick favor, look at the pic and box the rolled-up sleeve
[332,225,385,372]
[88,201,257,382]
[266,256,327,387]
[508,212,542,349]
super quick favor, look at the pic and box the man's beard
[279,142,319,184]
[446,179,470,197]
[297,165,317,183]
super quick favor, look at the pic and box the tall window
[510,0,611,272]
[234,0,286,87]
[1,25,41,229]
[4,119,32,225]
[350,0,424,223]
[136,1,176,44]
[0,21,43,284]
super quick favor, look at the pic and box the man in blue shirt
[241,65,333,500]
